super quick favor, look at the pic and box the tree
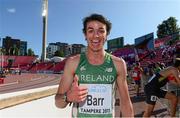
[157,17,180,39]
[27,48,35,56]
[9,45,20,55]
[54,50,64,57]
[14,46,19,55]
[0,48,6,55]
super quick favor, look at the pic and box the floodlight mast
[41,0,48,62]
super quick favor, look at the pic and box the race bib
[132,72,137,77]
[78,84,112,114]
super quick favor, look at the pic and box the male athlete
[143,57,180,117]
[55,13,134,117]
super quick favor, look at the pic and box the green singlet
[72,52,117,118]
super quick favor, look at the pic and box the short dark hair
[136,62,140,66]
[82,13,112,35]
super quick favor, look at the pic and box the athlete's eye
[87,29,94,33]
[98,29,105,34]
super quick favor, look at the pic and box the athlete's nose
[93,30,100,37]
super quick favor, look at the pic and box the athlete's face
[85,20,107,52]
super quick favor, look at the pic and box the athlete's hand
[66,75,88,103]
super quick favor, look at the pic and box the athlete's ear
[104,38,107,43]
[105,36,108,41]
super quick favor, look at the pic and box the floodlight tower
[0,38,3,71]
[41,0,48,62]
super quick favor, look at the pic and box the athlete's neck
[86,48,106,65]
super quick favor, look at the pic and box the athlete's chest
[77,62,117,84]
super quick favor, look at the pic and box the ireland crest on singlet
[72,52,117,118]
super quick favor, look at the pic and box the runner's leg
[143,103,155,117]
[164,92,178,117]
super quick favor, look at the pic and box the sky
[0,0,180,57]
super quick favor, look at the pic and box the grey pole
[41,0,48,62]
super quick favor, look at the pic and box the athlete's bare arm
[170,67,180,86]
[55,55,88,108]
[160,66,180,86]
[112,56,134,117]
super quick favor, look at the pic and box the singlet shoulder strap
[75,52,86,74]
[105,52,118,74]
